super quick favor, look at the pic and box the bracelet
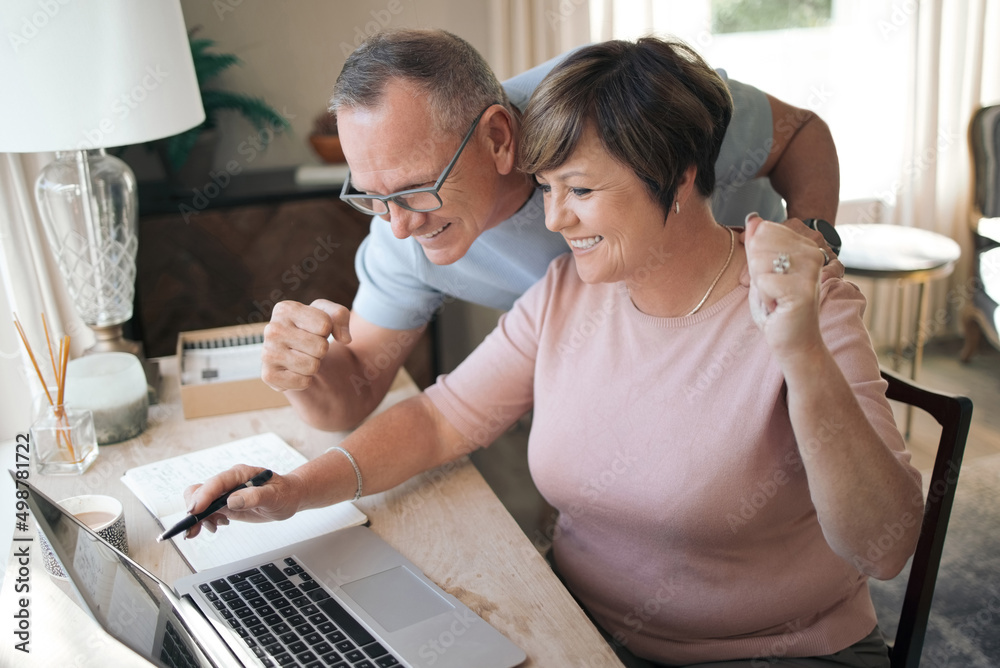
[327,446,363,501]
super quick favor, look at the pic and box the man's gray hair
[332,29,510,135]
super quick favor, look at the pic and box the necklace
[685,225,735,316]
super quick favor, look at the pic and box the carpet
[870,453,1000,667]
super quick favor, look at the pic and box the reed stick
[14,313,77,461]
[56,333,77,461]
[13,316,55,407]
[42,313,59,390]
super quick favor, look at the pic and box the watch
[803,218,841,256]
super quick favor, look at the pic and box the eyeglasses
[339,104,496,217]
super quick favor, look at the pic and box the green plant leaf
[195,52,241,86]
[201,89,290,137]
[148,34,290,176]
[162,127,205,172]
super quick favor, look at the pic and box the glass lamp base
[86,324,142,356]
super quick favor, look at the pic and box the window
[590,0,915,205]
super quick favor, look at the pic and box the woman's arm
[745,215,923,580]
[182,394,472,538]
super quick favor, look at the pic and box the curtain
[0,152,92,441]
[894,0,992,237]
[487,0,592,80]
[872,0,1000,351]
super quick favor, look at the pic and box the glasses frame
[339,104,497,216]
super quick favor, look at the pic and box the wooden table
[838,223,962,435]
[0,357,622,667]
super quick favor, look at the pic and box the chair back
[970,104,1000,219]
[879,368,973,668]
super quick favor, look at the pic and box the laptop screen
[22,477,213,668]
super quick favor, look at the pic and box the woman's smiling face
[535,125,672,285]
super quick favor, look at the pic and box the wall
[154,0,492,179]
[164,0,501,373]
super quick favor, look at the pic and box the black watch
[803,218,841,256]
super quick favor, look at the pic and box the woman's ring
[772,253,791,274]
[819,248,831,266]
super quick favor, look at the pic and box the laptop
[20,475,527,668]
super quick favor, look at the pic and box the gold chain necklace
[685,225,735,316]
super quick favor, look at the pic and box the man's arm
[758,94,840,224]
[261,300,425,431]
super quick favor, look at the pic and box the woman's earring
[674,201,680,214]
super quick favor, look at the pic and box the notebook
[121,432,368,571]
[21,474,527,668]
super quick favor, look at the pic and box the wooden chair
[960,104,1000,361]
[879,368,973,668]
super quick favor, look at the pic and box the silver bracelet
[327,446,363,501]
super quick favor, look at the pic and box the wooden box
[176,323,289,419]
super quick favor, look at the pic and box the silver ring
[819,248,831,266]
[772,253,791,274]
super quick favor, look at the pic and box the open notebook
[121,432,367,571]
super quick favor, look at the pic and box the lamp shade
[0,0,205,152]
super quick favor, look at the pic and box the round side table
[838,224,962,436]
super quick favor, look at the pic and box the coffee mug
[38,494,129,579]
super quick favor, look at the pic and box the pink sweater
[425,250,915,664]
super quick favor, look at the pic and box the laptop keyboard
[160,620,201,668]
[197,557,401,668]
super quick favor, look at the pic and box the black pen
[157,469,274,542]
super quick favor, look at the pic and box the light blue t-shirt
[353,53,785,330]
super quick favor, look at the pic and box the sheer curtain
[487,0,591,80]
[894,0,998,238]
[0,152,93,441]
[885,0,1000,345]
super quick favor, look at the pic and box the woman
[187,38,922,667]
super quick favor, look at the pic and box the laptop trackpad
[341,566,455,633]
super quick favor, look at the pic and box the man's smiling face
[338,79,504,266]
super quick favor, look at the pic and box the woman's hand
[182,464,305,539]
[744,213,829,366]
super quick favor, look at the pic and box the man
[262,29,841,431]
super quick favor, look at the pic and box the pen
[157,469,274,542]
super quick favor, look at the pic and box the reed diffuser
[16,314,99,475]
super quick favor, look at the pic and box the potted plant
[157,30,290,186]
[309,108,346,164]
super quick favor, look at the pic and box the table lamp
[0,0,205,355]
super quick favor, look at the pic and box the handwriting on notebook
[121,433,368,572]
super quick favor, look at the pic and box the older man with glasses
[261,29,842,431]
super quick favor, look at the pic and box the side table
[838,224,962,435]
